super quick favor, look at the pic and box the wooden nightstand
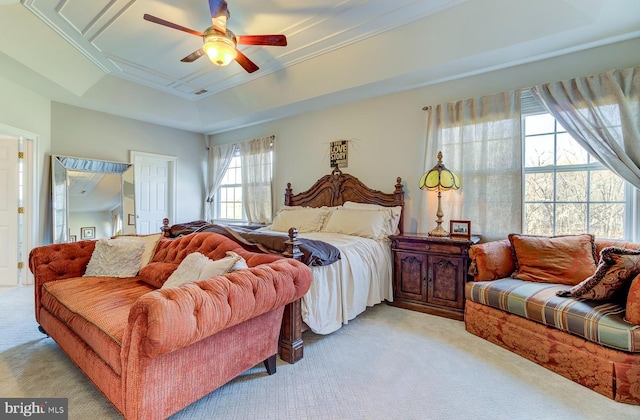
[388,233,480,321]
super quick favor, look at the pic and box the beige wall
[0,75,51,245]
[211,38,640,233]
[51,102,207,227]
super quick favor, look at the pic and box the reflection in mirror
[51,155,135,243]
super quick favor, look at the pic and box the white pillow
[111,233,162,270]
[161,251,244,289]
[270,207,331,233]
[322,208,390,239]
[84,238,147,278]
[342,201,402,236]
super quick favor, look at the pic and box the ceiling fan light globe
[204,38,237,66]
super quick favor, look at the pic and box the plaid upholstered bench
[464,235,640,404]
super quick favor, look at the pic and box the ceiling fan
[143,0,287,73]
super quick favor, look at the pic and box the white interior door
[131,151,176,235]
[0,138,18,285]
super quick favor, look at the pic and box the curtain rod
[422,106,430,111]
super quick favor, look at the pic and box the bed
[163,168,405,363]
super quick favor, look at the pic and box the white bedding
[260,229,394,334]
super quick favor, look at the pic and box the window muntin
[523,114,626,239]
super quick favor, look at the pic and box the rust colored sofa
[29,232,312,420]
[465,236,640,404]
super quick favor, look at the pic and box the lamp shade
[419,151,460,191]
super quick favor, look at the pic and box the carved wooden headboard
[284,168,405,234]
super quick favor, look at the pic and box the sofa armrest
[29,241,97,284]
[123,258,312,359]
[29,241,97,323]
[468,239,515,282]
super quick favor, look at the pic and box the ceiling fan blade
[236,35,287,47]
[235,50,259,73]
[209,0,229,34]
[181,48,205,63]
[143,14,203,37]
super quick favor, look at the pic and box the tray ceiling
[3,0,639,133]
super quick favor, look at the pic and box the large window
[523,113,627,239]
[215,153,244,221]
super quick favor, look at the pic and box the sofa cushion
[84,238,146,278]
[466,279,640,352]
[41,276,154,375]
[626,274,640,325]
[557,247,640,300]
[508,233,597,285]
[468,239,515,281]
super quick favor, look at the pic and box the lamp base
[428,224,450,237]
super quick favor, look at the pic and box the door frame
[130,150,177,228]
[0,123,37,285]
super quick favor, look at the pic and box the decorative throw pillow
[468,239,515,281]
[84,238,146,278]
[270,207,331,233]
[111,233,162,270]
[625,274,640,325]
[322,208,389,239]
[557,247,640,300]
[508,233,597,285]
[161,251,243,289]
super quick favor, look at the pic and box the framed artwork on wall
[69,235,77,242]
[81,227,95,240]
[450,220,471,239]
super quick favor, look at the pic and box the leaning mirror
[51,155,135,243]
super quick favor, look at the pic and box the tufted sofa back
[140,232,283,288]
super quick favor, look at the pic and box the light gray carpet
[2,285,639,420]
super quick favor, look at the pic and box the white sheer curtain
[530,65,640,190]
[204,142,237,222]
[420,91,522,241]
[239,136,273,224]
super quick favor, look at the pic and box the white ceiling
[1,0,640,134]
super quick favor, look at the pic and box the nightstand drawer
[394,240,464,255]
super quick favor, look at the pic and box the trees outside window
[523,113,626,239]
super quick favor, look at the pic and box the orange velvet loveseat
[465,235,640,404]
[29,232,312,420]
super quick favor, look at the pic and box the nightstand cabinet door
[394,251,428,302]
[428,255,465,309]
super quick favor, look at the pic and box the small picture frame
[81,227,95,240]
[450,220,471,238]
[128,214,136,225]
[69,235,77,242]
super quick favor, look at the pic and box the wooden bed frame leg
[279,299,304,364]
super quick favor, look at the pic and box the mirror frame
[51,155,134,243]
